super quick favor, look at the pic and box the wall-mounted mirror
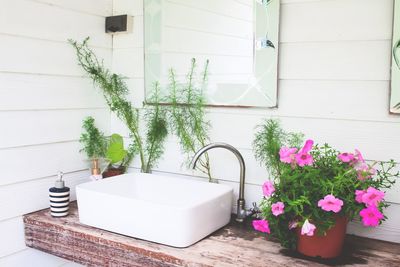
[391,0,400,113]
[144,0,280,107]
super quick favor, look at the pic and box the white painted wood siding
[0,0,113,261]
[113,0,400,243]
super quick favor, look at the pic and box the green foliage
[143,82,168,173]
[106,134,128,164]
[70,37,167,172]
[253,120,398,249]
[79,116,107,159]
[166,58,213,181]
[253,119,303,178]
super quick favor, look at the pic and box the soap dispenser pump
[49,171,70,217]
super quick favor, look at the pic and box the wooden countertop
[24,202,400,267]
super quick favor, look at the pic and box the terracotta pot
[102,166,126,178]
[296,216,348,259]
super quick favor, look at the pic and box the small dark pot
[296,216,348,259]
[102,166,126,178]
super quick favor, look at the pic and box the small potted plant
[252,120,398,258]
[102,133,130,178]
[80,117,107,178]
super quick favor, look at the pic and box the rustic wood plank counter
[24,202,400,267]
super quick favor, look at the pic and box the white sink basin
[76,173,233,247]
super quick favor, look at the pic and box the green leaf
[106,134,127,164]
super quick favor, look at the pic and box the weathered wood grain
[24,202,400,267]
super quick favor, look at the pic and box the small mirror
[144,0,280,107]
[391,0,400,113]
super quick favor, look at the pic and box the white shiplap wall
[113,0,400,243]
[0,0,113,264]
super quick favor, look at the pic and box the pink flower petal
[271,202,285,216]
[317,194,344,213]
[301,219,316,236]
[253,219,271,233]
[360,205,384,227]
[262,181,275,197]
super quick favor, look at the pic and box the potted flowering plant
[252,120,398,258]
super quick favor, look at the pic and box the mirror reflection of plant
[79,116,107,160]
[166,58,214,181]
[143,82,168,173]
[70,38,168,173]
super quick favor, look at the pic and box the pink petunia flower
[356,163,376,180]
[253,219,271,233]
[295,153,314,167]
[301,219,316,236]
[279,147,297,164]
[317,194,344,213]
[361,187,385,206]
[262,181,275,197]
[354,149,365,163]
[355,190,366,203]
[295,140,314,167]
[300,139,314,154]
[360,205,384,227]
[271,202,285,216]
[338,152,355,163]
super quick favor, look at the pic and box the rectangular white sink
[76,173,233,247]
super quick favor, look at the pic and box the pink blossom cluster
[355,187,385,227]
[338,149,376,180]
[279,140,314,167]
[253,145,387,237]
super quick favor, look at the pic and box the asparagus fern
[70,37,167,172]
[166,58,213,181]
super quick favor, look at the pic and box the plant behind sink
[79,116,107,178]
[252,119,399,258]
[70,38,168,173]
[165,58,215,182]
[103,133,129,178]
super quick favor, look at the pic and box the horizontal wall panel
[112,16,144,49]
[112,47,144,78]
[30,0,112,17]
[0,142,89,186]
[0,171,89,221]
[0,34,111,76]
[280,0,393,42]
[0,73,105,110]
[0,0,111,47]
[279,40,391,81]
[277,80,395,122]
[113,0,143,16]
[207,112,400,162]
[0,109,109,149]
[0,248,69,266]
[0,217,26,258]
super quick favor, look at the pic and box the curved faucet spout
[191,142,247,222]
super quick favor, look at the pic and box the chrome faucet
[191,142,247,222]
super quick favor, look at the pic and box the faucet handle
[247,202,261,218]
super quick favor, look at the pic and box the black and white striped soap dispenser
[49,171,70,217]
